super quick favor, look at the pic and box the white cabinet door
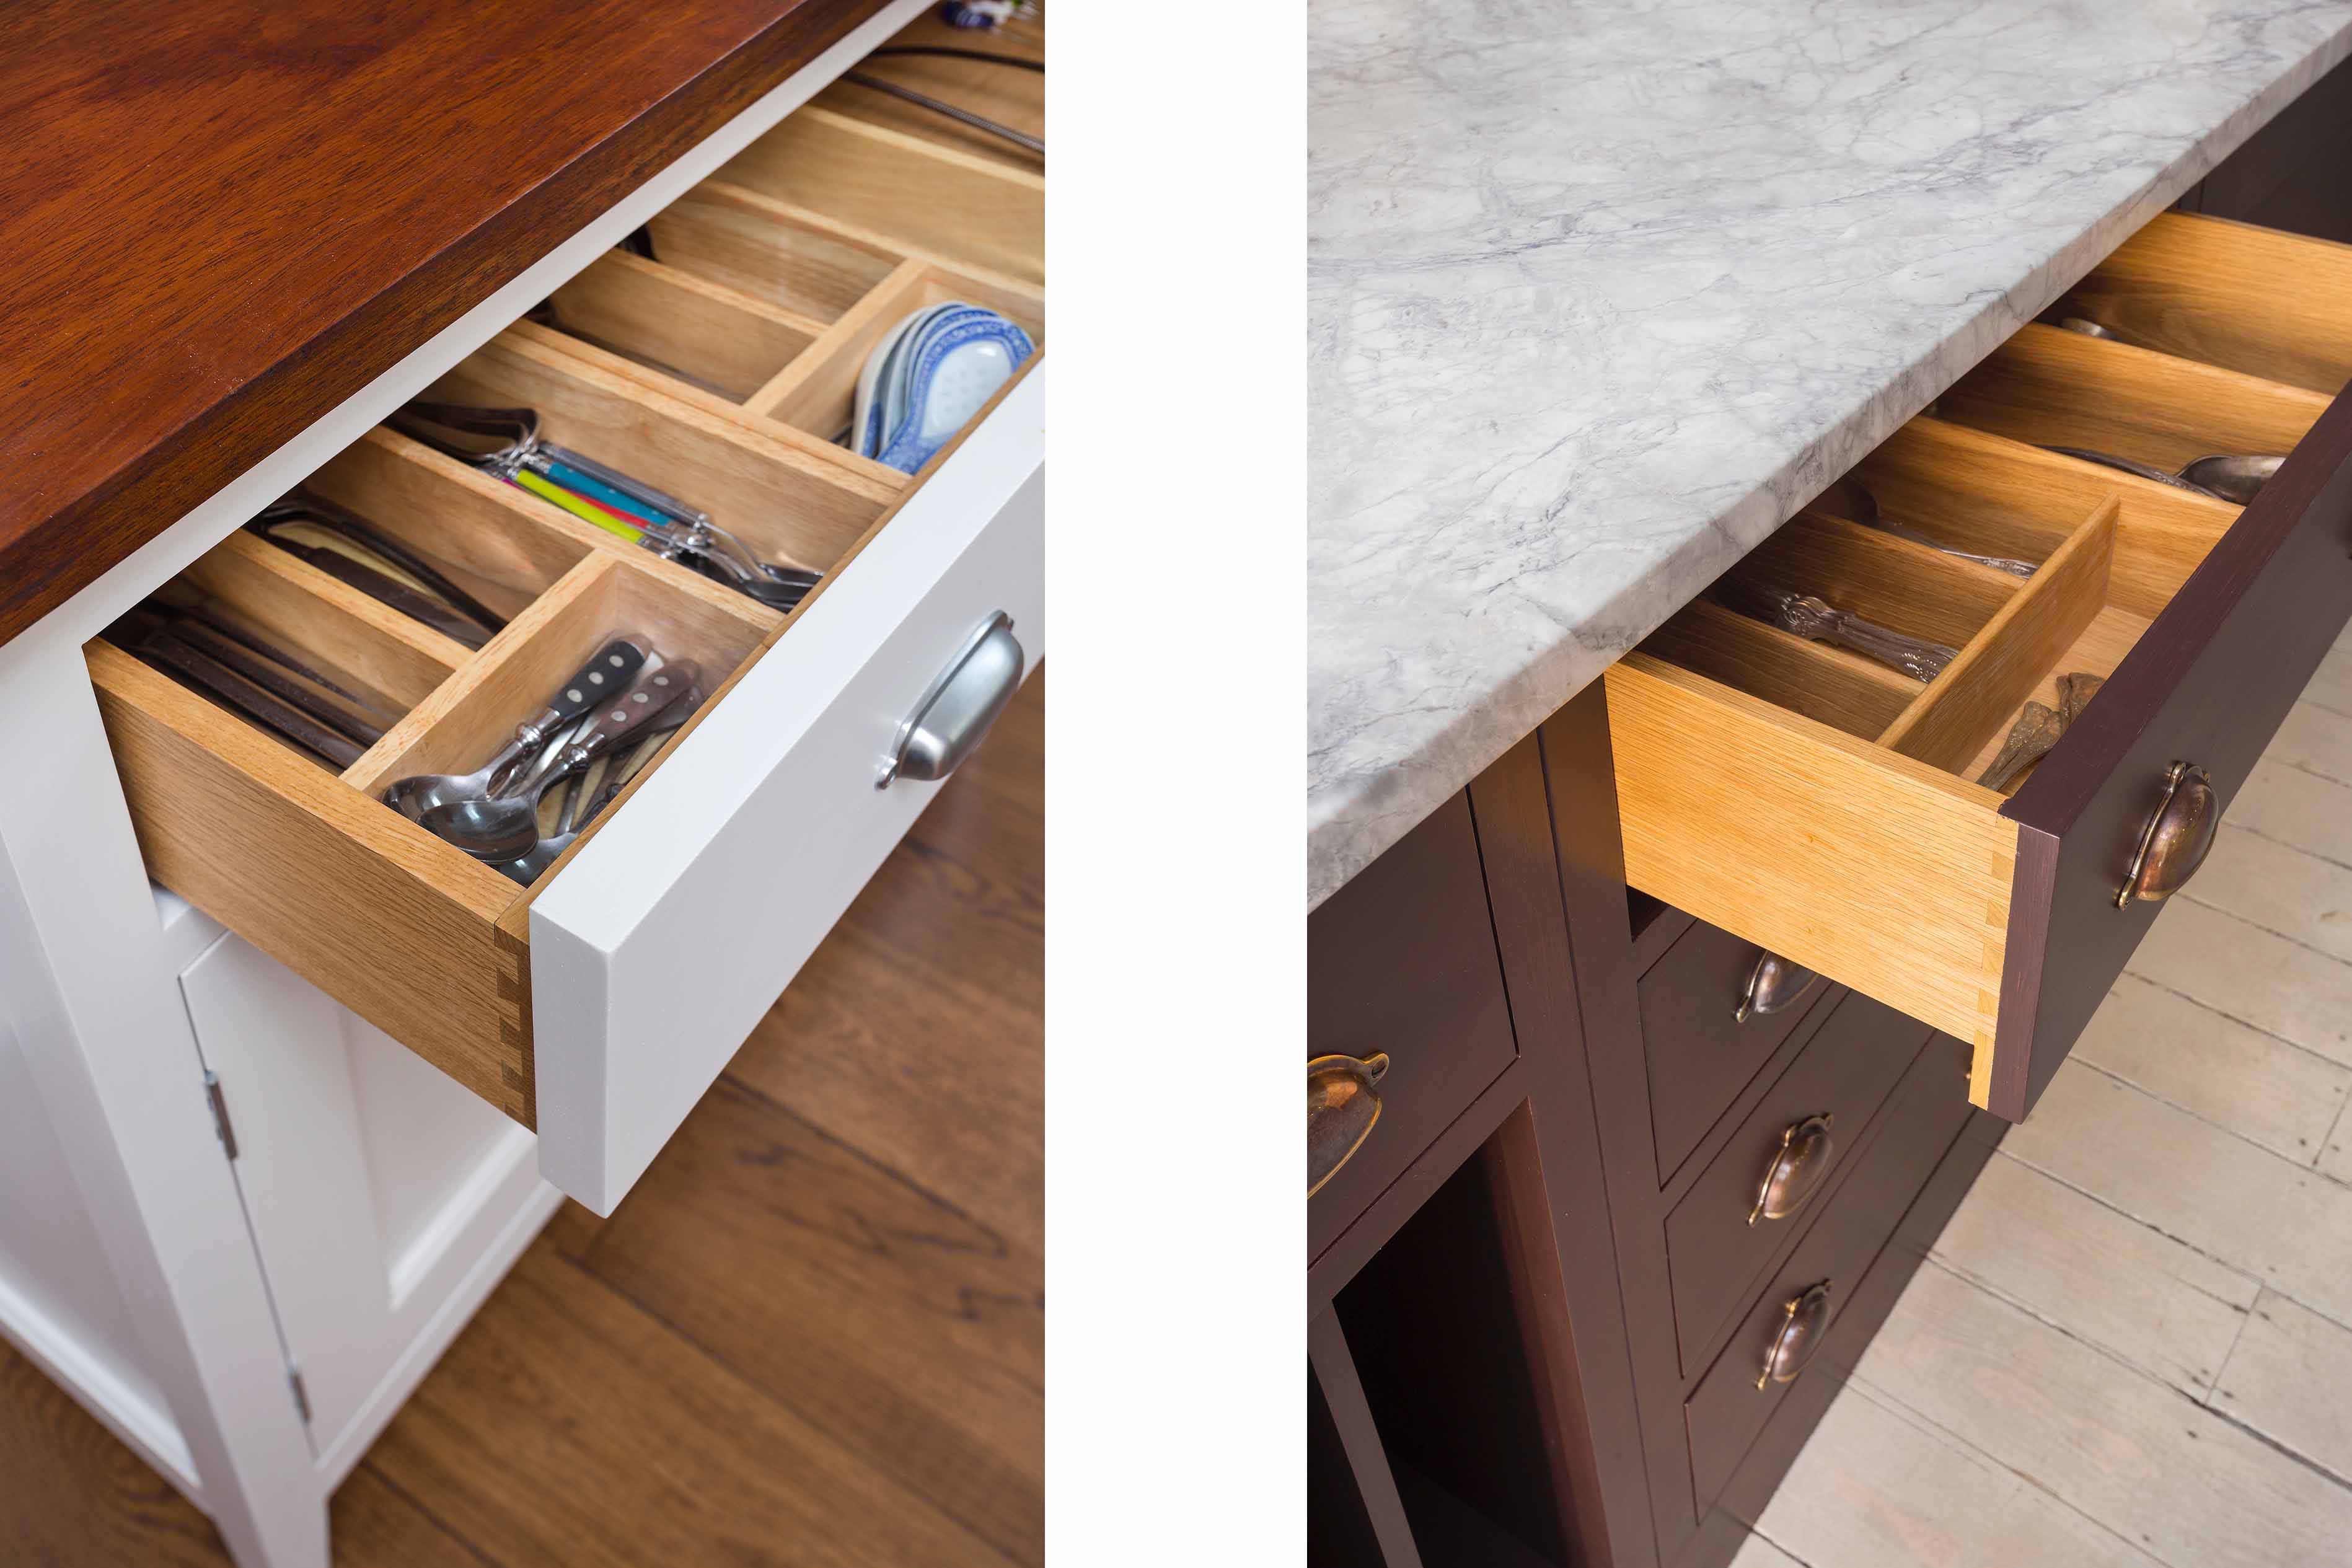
[180,932,557,1476]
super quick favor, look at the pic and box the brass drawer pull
[2116,760,2218,907]
[1308,1052,1390,1197]
[1735,949,1820,1023]
[1748,1113,1834,1225]
[1758,1280,1834,1389]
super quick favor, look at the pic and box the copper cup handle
[2116,761,2218,908]
[1308,1053,1391,1197]
[1735,950,1821,1023]
[1748,1113,1835,1225]
[1758,1281,1834,1390]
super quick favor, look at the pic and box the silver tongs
[1715,578,1958,682]
[388,401,822,611]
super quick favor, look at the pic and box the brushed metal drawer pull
[1758,1281,1834,1390]
[1734,950,1820,1023]
[879,610,1024,787]
[1749,1113,1834,1225]
[2115,760,2218,907]
[1308,1053,1390,1197]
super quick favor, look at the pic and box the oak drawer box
[85,100,1045,1216]
[1682,1032,1975,1512]
[1308,794,1519,1261]
[1610,213,2352,1125]
[1663,991,1930,1374]
[1639,915,1836,1181]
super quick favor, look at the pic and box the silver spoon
[493,708,697,886]
[1814,478,2036,578]
[421,662,700,861]
[383,637,648,819]
[2041,446,2286,504]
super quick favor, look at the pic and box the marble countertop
[1308,0,2352,908]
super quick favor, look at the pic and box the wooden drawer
[84,94,1044,1215]
[1640,915,1836,1181]
[1610,212,2352,1123]
[1664,992,1930,1373]
[1308,794,1519,1261]
[1683,1033,1976,1512]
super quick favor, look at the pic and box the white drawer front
[529,366,1045,1212]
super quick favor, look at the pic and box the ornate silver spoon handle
[1716,579,1958,682]
[1859,517,2036,578]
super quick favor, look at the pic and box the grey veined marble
[1309,0,2352,907]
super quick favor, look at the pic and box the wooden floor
[1734,620,2352,1567]
[0,672,1042,1568]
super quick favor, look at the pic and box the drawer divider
[1877,496,2116,774]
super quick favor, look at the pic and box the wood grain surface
[0,669,1042,1567]
[0,0,888,649]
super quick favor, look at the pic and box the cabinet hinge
[287,1362,311,1426]
[203,1070,237,1160]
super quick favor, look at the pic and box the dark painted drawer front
[1641,917,1835,1182]
[1309,793,1519,1261]
[1665,993,1931,1372]
[1988,392,2352,1119]
[1683,1034,1976,1512]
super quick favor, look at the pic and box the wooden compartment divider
[713,106,1046,286]
[650,183,904,320]
[1937,322,2332,470]
[426,327,896,571]
[345,552,770,799]
[175,531,469,710]
[743,258,1047,438]
[2055,211,2352,396]
[1877,498,2117,773]
[547,251,824,402]
[306,430,597,620]
[1852,417,2240,619]
[1729,511,2017,651]
[1638,602,1916,742]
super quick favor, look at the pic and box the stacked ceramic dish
[852,303,1035,474]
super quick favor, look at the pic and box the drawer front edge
[1993,379,2352,1119]
[529,368,1045,1213]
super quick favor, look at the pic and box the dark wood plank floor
[0,671,1043,1567]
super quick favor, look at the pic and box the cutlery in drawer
[1815,477,2035,577]
[111,606,381,771]
[2040,446,2285,504]
[387,401,821,612]
[1714,578,1958,682]
[249,492,508,650]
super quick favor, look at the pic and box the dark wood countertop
[0,0,885,649]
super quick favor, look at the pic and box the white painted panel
[341,1012,516,1297]
[180,938,393,1455]
[0,1015,187,1486]
[533,368,1047,1212]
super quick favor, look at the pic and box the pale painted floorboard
[2000,1064,2352,1328]
[1724,1531,1809,1568]
[2259,700,2352,788]
[1851,1263,2352,1568]
[2071,974,2349,1166]
[1737,635,2352,1565]
[2221,757,2352,870]
[2211,1290,2352,1487]
[2128,898,2352,1070]
[1927,1149,2255,1398]
[1744,1380,2162,1568]
[2181,823,2352,969]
